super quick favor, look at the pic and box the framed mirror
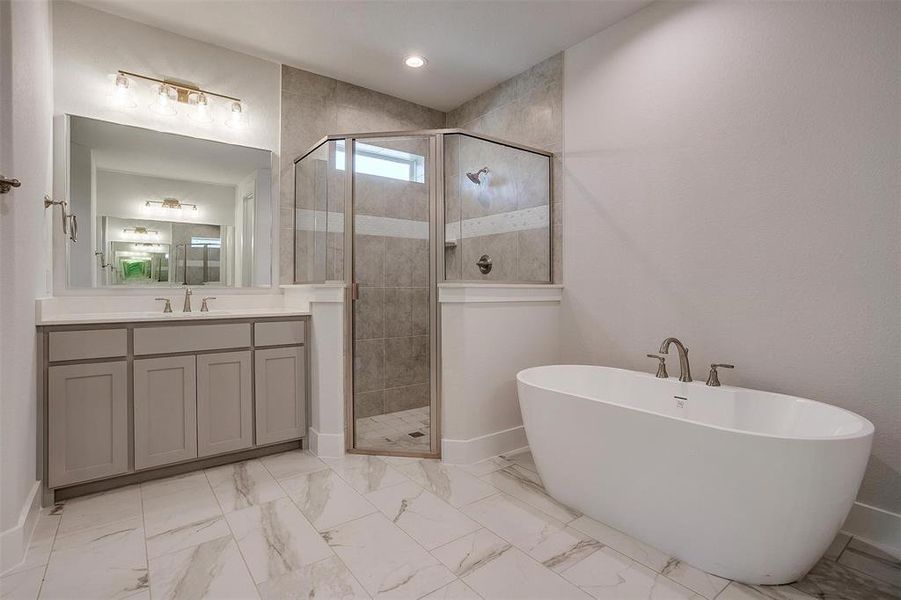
[64,116,273,289]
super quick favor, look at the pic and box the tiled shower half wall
[444,133,551,282]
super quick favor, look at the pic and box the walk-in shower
[294,130,553,457]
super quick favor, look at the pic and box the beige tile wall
[444,134,552,282]
[446,53,564,282]
[280,65,445,283]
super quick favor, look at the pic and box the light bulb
[225,101,248,130]
[150,84,177,117]
[108,73,137,110]
[404,55,427,68]
[188,92,213,123]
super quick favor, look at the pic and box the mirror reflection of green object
[121,259,150,280]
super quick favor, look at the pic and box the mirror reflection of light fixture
[108,73,137,110]
[188,92,213,124]
[150,84,177,117]
[144,197,199,218]
[226,101,248,130]
[123,226,159,237]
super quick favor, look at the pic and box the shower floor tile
[355,406,431,452]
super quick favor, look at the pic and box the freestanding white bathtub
[517,365,874,584]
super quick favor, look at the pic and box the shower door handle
[351,282,360,300]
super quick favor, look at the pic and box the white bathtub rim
[517,364,875,442]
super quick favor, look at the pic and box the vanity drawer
[254,321,305,347]
[134,323,251,356]
[49,329,127,362]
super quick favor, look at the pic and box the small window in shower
[190,236,221,248]
[335,140,425,183]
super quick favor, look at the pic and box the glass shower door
[350,136,436,455]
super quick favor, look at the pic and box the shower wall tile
[411,289,430,336]
[355,391,385,419]
[355,234,387,287]
[385,336,430,389]
[445,53,563,283]
[384,288,414,338]
[354,339,385,393]
[385,238,429,288]
[327,232,344,281]
[282,65,444,283]
[385,384,431,414]
[354,287,385,340]
[517,229,550,282]
[383,288,431,339]
[462,232,518,281]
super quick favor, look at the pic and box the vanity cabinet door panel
[134,355,197,470]
[255,346,306,445]
[197,351,252,457]
[48,362,128,488]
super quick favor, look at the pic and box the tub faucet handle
[646,354,668,379]
[706,363,734,387]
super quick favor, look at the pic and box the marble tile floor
[356,406,431,452]
[2,448,898,600]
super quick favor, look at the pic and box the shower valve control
[476,254,493,274]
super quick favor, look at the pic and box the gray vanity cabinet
[40,316,308,496]
[48,361,128,487]
[133,355,198,470]
[255,346,306,445]
[197,351,253,457]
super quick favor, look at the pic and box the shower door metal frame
[294,128,555,460]
[342,133,442,459]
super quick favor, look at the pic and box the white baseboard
[442,426,528,465]
[0,481,41,575]
[842,501,901,552]
[308,428,345,459]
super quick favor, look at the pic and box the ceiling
[74,0,651,112]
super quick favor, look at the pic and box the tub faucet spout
[659,337,692,382]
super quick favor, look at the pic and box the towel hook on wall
[0,175,21,194]
[44,195,68,235]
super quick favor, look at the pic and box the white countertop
[37,307,311,326]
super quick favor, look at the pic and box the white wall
[562,1,900,512]
[52,1,278,152]
[96,171,237,226]
[440,285,563,463]
[0,0,54,571]
[52,1,281,291]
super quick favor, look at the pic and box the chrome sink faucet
[183,287,193,312]
[659,337,692,382]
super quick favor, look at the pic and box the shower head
[466,167,490,185]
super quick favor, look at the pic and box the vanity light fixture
[225,101,248,130]
[112,70,246,126]
[187,92,213,124]
[404,55,427,68]
[108,73,137,110]
[150,83,178,117]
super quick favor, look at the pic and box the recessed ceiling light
[404,55,427,68]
